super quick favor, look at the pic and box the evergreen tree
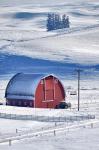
[62,14,67,28]
[54,14,61,29]
[47,13,70,31]
[47,13,55,31]
[62,14,70,28]
[66,16,70,28]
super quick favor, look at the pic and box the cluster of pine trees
[47,13,70,31]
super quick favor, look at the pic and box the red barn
[5,73,65,108]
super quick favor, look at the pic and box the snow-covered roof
[5,73,65,100]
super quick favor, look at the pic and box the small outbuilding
[5,73,65,109]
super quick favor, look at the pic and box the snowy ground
[0,0,99,149]
[0,102,98,149]
[1,126,99,150]
[0,111,98,150]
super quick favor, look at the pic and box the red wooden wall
[35,76,65,108]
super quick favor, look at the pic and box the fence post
[9,139,12,146]
[65,117,66,122]
[55,122,57,127]
[16,129,18,133]
[53,116,55,122]
[70,116,72,122]
[54,130,56,136]
[15,114,16,120]
[91,123,93,128]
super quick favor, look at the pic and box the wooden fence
[0,112,95,122]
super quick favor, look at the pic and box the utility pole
[76,69,81,111]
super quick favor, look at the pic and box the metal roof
[5,73,65,100]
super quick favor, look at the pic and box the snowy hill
[0,1,99,149]
[0,0,99,78]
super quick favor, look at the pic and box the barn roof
[5,73,65,100]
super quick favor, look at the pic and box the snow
[5,127,98,150]
[0,0,99,149]
[0,117,99,150]
[0,105,94,118]
[0,0,99,65]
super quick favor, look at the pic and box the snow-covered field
[1,123,99,150]
[0,0,99,149]
[0,106,98,150]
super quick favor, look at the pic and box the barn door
[44,78,54,102]
[46,89,54,101]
